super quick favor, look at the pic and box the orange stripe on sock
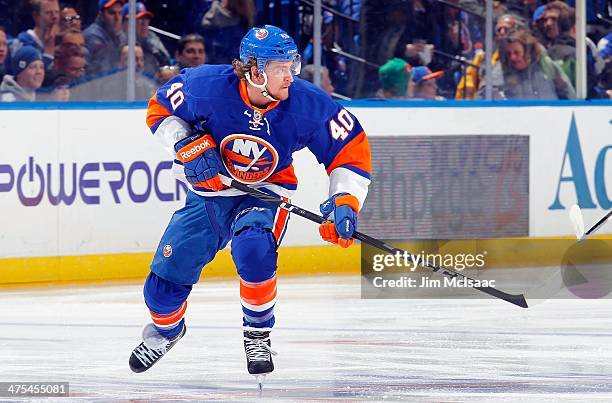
[150,301,187,326]
[240,276,277,306]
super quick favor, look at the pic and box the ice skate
[129,323,186,373]
[243,329,277,389]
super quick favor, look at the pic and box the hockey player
[129,25,371,385]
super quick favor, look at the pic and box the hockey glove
[319,193,359,248]
[174,133,224,191]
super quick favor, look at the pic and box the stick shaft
[230,180,528,308]
[585,210,612,236]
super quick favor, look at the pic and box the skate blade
[255,374,266,392]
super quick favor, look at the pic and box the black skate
[129,323,186,373]
[243,329,277,390]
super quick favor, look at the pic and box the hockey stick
[569,204,612,240]
[224,178,528,308]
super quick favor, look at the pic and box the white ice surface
[2,275,612,402]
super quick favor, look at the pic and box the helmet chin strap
[245,72,279,102]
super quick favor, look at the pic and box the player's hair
[232,57,257,79]
[177,33,205,54]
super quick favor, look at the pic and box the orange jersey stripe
[146,95,173,129]
[150,301,187,326]
[240,276,277,305]
[268,164,298,185]
[326,131,372,176]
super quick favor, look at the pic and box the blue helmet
[239,25,300,75]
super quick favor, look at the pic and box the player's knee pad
[231,226,278,282]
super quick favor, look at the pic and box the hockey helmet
[239,25,301,76]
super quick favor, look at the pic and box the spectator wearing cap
[174,33,206,69]
[122,2,170,77]
[0,26,8,79]
[376,58,411,100]
[0,46,45,102]
[496,30,575,100]
[83,0,126,76]
[410,66,445,100]
[300,64,335,96]
[11,0,60,69]
[59,5,82,31]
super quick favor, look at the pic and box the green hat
[378,58,410,95]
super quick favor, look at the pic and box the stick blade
[569,204,585,240]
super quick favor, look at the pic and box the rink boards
[0,101,610,285]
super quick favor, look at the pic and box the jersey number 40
[166,82,185,110]
[329,109,354,141]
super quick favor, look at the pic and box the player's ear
[250,65,264,84]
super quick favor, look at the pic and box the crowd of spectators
[372,0,611,100]
[0,0,609,102]
[0,0,221,101]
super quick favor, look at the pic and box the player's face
[264,61,294,101]
[17,60,45,91]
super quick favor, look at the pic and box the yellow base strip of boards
[0,244,360,287]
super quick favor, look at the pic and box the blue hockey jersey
[146,64,371,207]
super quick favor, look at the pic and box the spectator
[0,26,8,79]
[175,33,206,69]
[59,5,81,31]
[122,2,170,77]
[83,0,126,76]
[594,33,612,99]
[56,28,85,49]
[376,57,411,100]
[409,66,445,100]
[42,38,86,90]
[300,64,335,96]
[200,0,256,64]
[118,43,144,71]
[0,46,44,102]
[70,44,156,101]
[497,30,575,100]
[456,13,526,99]
[11,0,60,69]
[155,64,179,85]
[538,1,573,48]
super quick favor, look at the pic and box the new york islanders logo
[220,134,279,183]
[255,29,268,40]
